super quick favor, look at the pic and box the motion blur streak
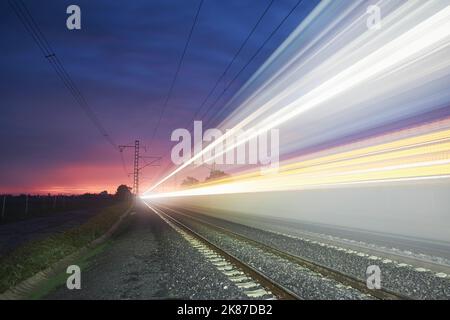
[141,124,450,198]
[143,1,450,194]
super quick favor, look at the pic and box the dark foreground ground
[46,204,248,299]
[0,209,99,256]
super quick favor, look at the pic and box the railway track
[146,203,301,300]
[153,203,410,300]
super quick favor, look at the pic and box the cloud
[0,0,316,193]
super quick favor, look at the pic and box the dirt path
[46,203,247,299]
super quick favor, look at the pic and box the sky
[0,0,320,194]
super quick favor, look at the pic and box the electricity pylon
[119,140,161,196]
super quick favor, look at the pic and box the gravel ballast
[165,207,450,300]
[171,212,370,300]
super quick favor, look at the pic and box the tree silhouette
[205,170,229,182]
[115,185,132,201]
[181,176,199,187]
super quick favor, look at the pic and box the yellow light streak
[141,128,450,199]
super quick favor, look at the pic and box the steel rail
[146,203,301,300]
[156,204,410,300]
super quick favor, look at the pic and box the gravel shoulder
[45,204,248,299]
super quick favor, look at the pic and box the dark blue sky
[0,0,319,194]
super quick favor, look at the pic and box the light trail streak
[143,1,450,195]
[141,127,450,199]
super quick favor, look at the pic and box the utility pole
[1,195,6,220]
[133,140,140,195]
[25,194,29,215]
[119,140,161,196]
[120,140,142,196]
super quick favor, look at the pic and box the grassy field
[28,242,110,299]
[0,201,131,293]
[0,194,116,224]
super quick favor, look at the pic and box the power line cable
[146,0,276,185]
[149,0,305,187]
[9,0,118,149]
[10,0,133,182]
[201,0,304,128]
[188,0,275,125]
[120,150,131,177]
[148,0,204,147]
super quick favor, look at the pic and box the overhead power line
[9,0,118,149]
[148,0,204,147]
[147,0,276,185]
[188,0,275,125]
[120,149,131,177]
[201,0,304,129]
[149,0,305,188]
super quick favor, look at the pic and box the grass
[0,195,115,225]
[28,242,109,300]
[0,201,130,294]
